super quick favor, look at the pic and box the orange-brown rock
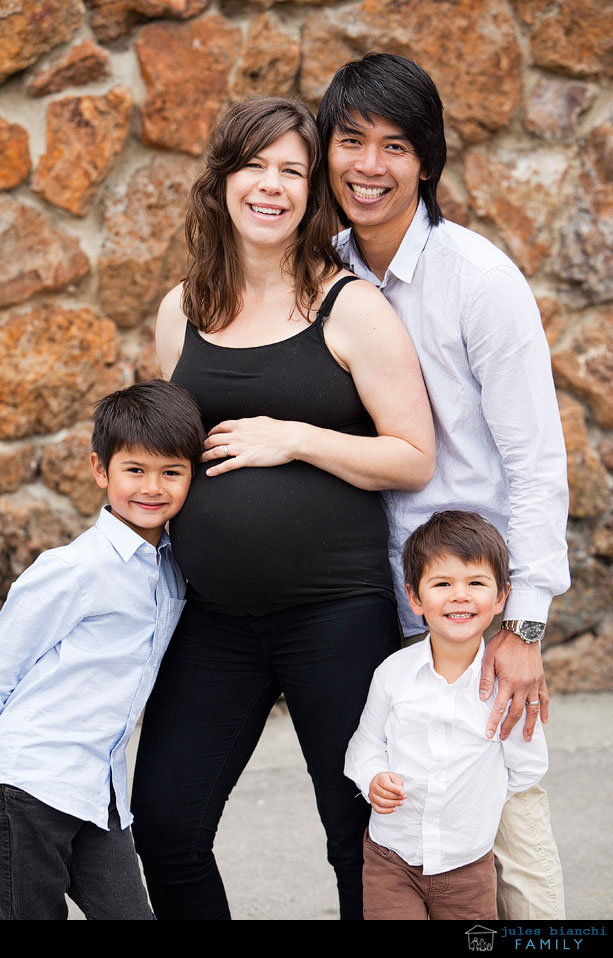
[0,491,86,601]
[593,518,613,559]
[137,16,240,156]
[555,117,613,304]
[463,146,568,274]
[543,624,613,693]
[547,544,612,644]
[558,393,609,519]
[0,198,89,308]
[437,178,469,227]
[0,304,122,440]
[87,0,210,43]
[510,0,552,25]
[524,78,595,141]
[0,445,37,494]
[230,13,300,101]
[135,340,162,381]
[31,88,133,217]
[529,0,613,79]
[301,0,522,142]
[537,298,566,349]
[552,310,613,429]
[41,425,106,516]
[0,0,84,85]
[27,39,110,97]
[599,437,613,472]
[98,155,198,327]
[0,116,30,190]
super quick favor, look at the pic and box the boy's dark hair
[317,53,446,227]
[91,380,204,475]
[402,510,510,595]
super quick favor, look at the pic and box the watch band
[501,619,546,644]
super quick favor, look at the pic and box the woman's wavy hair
[182,97,342,331]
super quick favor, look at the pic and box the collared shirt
[0,507,185,829]
[344,639,548,875]
[336,203,570,633]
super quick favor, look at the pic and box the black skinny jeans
[131,594,399,920]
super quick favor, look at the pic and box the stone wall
[0,0,611,691]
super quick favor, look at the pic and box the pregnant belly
[170,460,391,615]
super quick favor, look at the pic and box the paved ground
[69,692,613,920]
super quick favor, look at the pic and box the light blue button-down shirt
[0,507,185,829]
[336,202,570,634]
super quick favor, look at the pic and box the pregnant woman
[131,96,435,920]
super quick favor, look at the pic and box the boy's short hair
[91,380,204,474]
[402,510,510,595]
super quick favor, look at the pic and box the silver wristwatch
[501,620,546,644]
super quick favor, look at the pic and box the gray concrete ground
[68,692,613,920]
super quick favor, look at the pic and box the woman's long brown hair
[181,97,342,332]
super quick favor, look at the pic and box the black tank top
[170,277,394,615]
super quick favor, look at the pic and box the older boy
[0,380,204,920]
[345,511,549,920]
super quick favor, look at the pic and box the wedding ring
[223,445,229,457]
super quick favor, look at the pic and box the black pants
[0,786,154,920]
[131,594,399,920]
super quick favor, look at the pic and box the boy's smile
[90,446,192,546]
[406,553,509,653]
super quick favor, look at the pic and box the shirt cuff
[502,587,554,624]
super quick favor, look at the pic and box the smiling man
[317,53,570,919]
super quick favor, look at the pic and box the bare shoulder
[156,282,188,379]
[325,272,405,331]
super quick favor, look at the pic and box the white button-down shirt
[344,639,548,875]
[0,507,186,829]
[336,204,570,633]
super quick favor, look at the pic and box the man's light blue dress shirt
[0,507,185,829]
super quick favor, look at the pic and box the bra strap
[316,275,360,325]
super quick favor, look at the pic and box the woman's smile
[226,130,310,252]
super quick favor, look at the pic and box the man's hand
[480,629,548,741]
[369,772,406,815]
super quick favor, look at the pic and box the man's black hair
[317,53,446,227]
[91,380,204,475]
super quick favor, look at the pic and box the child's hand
[369,772,406,814]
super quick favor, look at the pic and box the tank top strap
[316,275,360,326]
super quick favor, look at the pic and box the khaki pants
[495,783,566,919]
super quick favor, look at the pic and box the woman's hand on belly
[203,417,302,475]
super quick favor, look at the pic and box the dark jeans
[0,785,154,920]
[132,594,400,920]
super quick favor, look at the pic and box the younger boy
[345,510,549,920]
[0,380,204,920]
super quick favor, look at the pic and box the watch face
[521,621,545,643]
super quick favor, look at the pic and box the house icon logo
[466,925,497,951]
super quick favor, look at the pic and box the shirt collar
[95,506,170,562]
[337,199,432,289]
[415,634,486,689]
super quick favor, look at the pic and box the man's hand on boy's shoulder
[480,629,547,742]
[369,772,406,815]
